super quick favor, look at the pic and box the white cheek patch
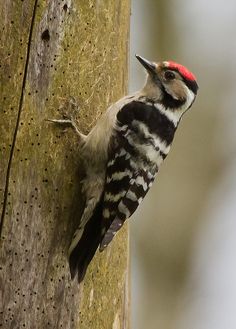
[164,84,180,100]
[158,83,195,122]
[183,86,195,110]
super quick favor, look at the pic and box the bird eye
[164,70,175,80]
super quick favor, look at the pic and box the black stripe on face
[141,77,186,109]
[161,88,186,109]
[117,101,176,145]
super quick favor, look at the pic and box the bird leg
[46,97,87,142]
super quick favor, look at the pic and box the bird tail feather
[69,201,103,283]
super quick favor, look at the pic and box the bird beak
[135,54,156,75]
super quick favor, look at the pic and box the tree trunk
[0,1,130,328]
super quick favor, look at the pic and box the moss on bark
[0,1,130,328]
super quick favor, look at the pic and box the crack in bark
[0,0,39,236]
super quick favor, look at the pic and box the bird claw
[46,96,80,128]
[46,118,74,125]
[46,97,86,140]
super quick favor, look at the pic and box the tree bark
[0,1,130,328]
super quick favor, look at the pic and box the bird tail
[69,201,103,283]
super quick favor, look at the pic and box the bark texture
[0,1,130,328]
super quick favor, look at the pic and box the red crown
[167,61,196,81]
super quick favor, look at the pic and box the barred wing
[99,99,176,250]
[100,135,157,251]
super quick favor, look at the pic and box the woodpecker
[49,55,198,282]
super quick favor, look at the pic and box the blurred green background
[130,1,236,328]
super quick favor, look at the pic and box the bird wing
[99,131,157,251]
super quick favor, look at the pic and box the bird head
[136,54,198,112]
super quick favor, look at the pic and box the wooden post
[0,1,130,328]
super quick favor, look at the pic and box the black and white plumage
[49,55,199,282]
[100,100,176,250]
